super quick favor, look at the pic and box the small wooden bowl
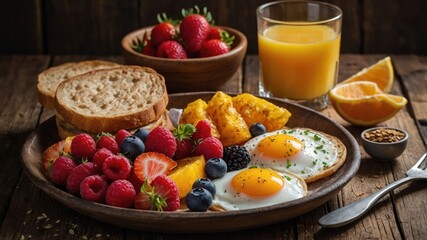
[121,26,247,93]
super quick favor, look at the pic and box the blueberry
[120,136,145,162]
[192,178,216,197]
[134,128,150,142]
[185,188,213,212]
[249,123,266,137]
[204,158,227,179]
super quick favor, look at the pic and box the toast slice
[54,66,168,134]
[37,60,120,109]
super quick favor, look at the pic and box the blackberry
[223,146,250,171]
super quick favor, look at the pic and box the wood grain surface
[0,54,426,239]
[2,0,427,55]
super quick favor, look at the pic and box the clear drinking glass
[257,1,342,110]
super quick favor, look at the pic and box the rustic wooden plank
[0,0,43,54]
[392,55,427,121]
[363,1,427,54]
[389,55,427,239]
[317,55,426,239]
[0,55,50,229]
[44,0,139,54]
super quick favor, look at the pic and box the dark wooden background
[1,0,427,55]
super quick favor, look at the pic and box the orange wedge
[329,81,407,126]
[340,56,394,93]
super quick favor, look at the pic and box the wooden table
[1,54,426,239]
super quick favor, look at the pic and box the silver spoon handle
[318,176,415,228]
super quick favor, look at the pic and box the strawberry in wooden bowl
[121,6,247,93]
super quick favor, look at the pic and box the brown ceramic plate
[21,92,360,233]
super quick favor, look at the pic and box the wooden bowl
[121,26,247,93]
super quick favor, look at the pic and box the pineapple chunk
[232,93,292,132]
[179,99,220,138]
[206,91,251,146]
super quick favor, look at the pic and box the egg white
[212,168,306,211]
[244,128,339,180]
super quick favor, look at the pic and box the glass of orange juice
[257,1,342,110]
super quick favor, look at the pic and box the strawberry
[174,138,193,160]
[156,40,187,59]
[151,22,176,47]
[97,133,119,154]
[208,26,222,40]
[199,29,235,57]
[133,152,177,182]
[180,6,212,56]
[142,40,157,57]
[198,39,230,58]
[172,123,196,160]
[134,175,180,211]
[131,32,156,57]
[43,137,73,171]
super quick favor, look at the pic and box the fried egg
[212,167,307,210]
[244,128,339,181]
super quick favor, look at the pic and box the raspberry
[115,129,131,146]
[145,127,177,158]
[50,156,77,187]
[71,133,97,160]
[127,167,144,192]
[92,148,114,171]
[66,162,98,196]
[193,137,223,160]
[97,134,119,154]
[80,175,108,203]
[174,139,193,160]
[102,155,132,182]
[134,175,180,211]
[193,120,212,141]
[105,180,136,208]
[223,145,250,171]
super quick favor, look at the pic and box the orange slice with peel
[340,56,394,93]
[329,81,407,126]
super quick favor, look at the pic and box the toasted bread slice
[54,66,168,134]
[56,111,173,139]
[37,60,120,109]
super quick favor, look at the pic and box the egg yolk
[257,134,303,158]
[231,168,284,197]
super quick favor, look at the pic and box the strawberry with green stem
[180,6,213,56]
[151,13,179,47]
[173,124,196,160]
[134,175,180,211]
